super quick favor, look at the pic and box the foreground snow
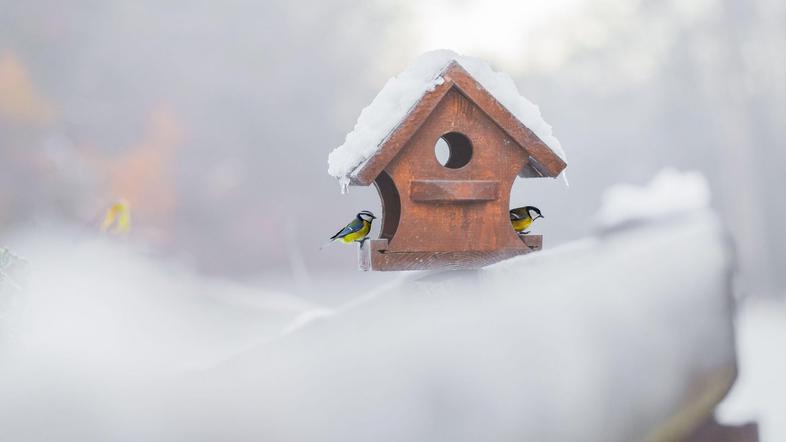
[1,213,736,441]
[0,170,744,440]
[718,297,786,442]
[175,210,733,442]
[0,233,316,376]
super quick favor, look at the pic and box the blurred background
[1,0,784,302]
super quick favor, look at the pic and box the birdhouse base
[358,237,542,271]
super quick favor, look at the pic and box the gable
[382,86,531,182]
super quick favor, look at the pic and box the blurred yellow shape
[94,105,182,233]
[101,199,132,234]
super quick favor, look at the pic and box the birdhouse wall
[381,87,530,253]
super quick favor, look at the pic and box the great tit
[509,206,543,234]
[322,210,377,248]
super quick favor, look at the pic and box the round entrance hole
[434,132,472,169]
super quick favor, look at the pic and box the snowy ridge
[189,205,734,441]
[328,50,567,191]
[0,172,741,441]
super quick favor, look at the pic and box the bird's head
[526,206,544,220]
[357,210,377,222]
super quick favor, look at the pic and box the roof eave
[348,63,458,186]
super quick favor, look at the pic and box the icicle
[338,176,350,194]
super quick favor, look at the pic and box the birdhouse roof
[327,50,568,190]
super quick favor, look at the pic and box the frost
[338,175,350,194]
[328,50,567,190]
[0,247,28,293]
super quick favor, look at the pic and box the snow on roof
[328,50,567,191]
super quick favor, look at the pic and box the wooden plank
[410,180,499,203]
[519,234,542,251]
[359,237,540,271]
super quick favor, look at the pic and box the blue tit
[322,210,377,248]
[510,206,544,234]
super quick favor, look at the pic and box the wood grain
[410,180,499,202]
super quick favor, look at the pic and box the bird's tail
[319,239,336,250]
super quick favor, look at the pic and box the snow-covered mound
[328,50,566,190]
[718,297,786,442]
[0,232,317,375]
[0,172,738,441]
[596,168,711,231]
[170,206,733,442]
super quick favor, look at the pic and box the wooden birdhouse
[329,53,567,271]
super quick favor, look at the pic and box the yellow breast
[511,217,533,232]
[341,220,371,243]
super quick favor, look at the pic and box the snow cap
[328,50,567,192]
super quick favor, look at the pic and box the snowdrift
[171,211,734,441]
[0,171,738,441]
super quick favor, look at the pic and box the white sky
[400,0,718,74]
[406,0,596,72]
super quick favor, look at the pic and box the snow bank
[0,172,738,441]
[596,168,711,230]
[153,206,732,442]
[718,297,786,442]
[328,50,566,191]
[0,231,317,376]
